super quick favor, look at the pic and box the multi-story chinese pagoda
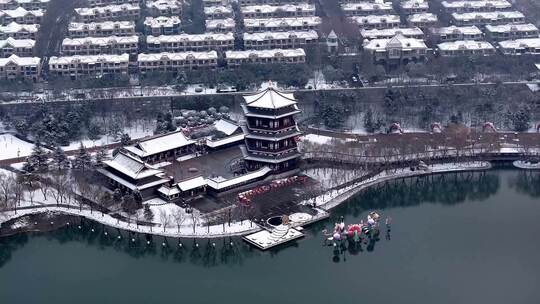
[240,84,302,172]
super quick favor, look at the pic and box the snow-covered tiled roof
[0,53,39,66]
[341,2,393,12]
[206,166,271,190]
[137,51,218,62]
[451,11,525,21]
[204,5,232,15]
[485,23,539,33]
[241,3,315,14]
[401,0,428,10]
[214,119,240,136]
[68,21,135,32]
[437,40,495,51]
[441,0,511,10]
[0,6,42,17]
[349,14,400,25]
[0,21,38,34]
[0,37,34,48]
[103,151,163,180]
[205,18,235,30]
[244,16,322,29]
[225,48,305,60]
[407,12,438,23]
[144,16,181,28]
[49,53,129,65]
[75,4,139,16]
[177,176,206,191]
[62,35,138,46]
[243,30,318,41]
[361,27,424,39]
[432,25,482,36]
[242,85,297,109]
[126,131,196,158]
[146,0,181,11]
[147,32,234,43]
[363,34,427,50]
[498,38,540,49]
[158,185,180,196]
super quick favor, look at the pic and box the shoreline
[0,161,493,239]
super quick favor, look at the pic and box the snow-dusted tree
[112,188,122,204]
[0,172,14,210]
[143,204,154,232]
[72,143,93,171]
[121,193,138,214]
[23,142,49,172]
[50,173,70,206]
[94,146,108,166]
[52,145,69,171]
[120,133,131,146]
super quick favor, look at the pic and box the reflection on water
[1,170,524,269]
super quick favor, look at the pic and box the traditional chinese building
[240,84,302,172]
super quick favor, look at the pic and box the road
[1,79,536,105]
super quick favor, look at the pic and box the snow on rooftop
[0,6,42,18]
[349,14,400,25]
[147,32,234,43]
[128,131,196,157]
[205,18,235,29]
[243,30,318,41]
[225,48,305,59]
[69,21,135,31]
[438,40,495,51]
[0,54,39,66]
[485,23,539,33]
[243,16,322,28]
[49,53,129,65]
[241,3,315,14]
[62,35,138,46]
[214,119,240,136]
[177,176,206,191]
[361,27,424,39]
[204,5,232,15]
[401,0,429,9]
[407,12,438,23]
[144,16,181,28]
[364,34,427,50]
[341,2,392,11]
[0,36,34,48]
[441,0,511,10]
[206,166,271,190]
[0,21,38,34]
[137,51,218,62]
[452,11,525,21]
[75,4,139,16]
[243,84,297,109]
[498,38,540,49]
[103,151,163,180]
[432,25,482,36]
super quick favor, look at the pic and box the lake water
[1,169,539,304]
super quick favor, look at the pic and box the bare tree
[172,208,185,233]
[12,175,25,211]
[191,212,200,234]
[0,172,13,209]
[160,209,171,232]
[50,173,70,206]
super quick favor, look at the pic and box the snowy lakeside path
[1,162,492,239]
[304,162,493,211]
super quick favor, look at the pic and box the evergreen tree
[72,143,93,171]
[120,133,131,146]
[94,146,108,165]
[52,145,69,171]
[87,122,103,141]
[143,204,154,223]
[510,107,531,132]
[23,142,49,172]
[112,188,122,203]
[121,193,139,214]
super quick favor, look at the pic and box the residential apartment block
[144,16,181,35]
[430,25,483,42]
[244,16,321,32]
[340,2,393,16]
[441,0,512,13]
[206,18,235,33]
[349,15,401,29]
[400,0,429,14]
[86,0,138,7]
[146,0,182,17]
[407,13,438,28]
[485,23,539,41]
[225,48,306,66]
[0,21,38,39]
[243,30,318,49]
[363,34,428,63]
[0,0,49,10]
[74,4,140,22]
[61,35,139,55]
[451,11,525,26]
[138,51,219,73]
[241,4,315,18]
[48,53,129,77]
[0,54,40,80]
[437,40,496,56]
[361,27,424,40]
[0,7,43,25]
[498,38,540,55]
[0,37,34,57]
[204,5,234,20]
[68,21,136,38]
[146,32,234,53]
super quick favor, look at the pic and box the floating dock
[243,225,304,250]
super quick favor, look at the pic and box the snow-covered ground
[0,134,42,160]
[61,125,154,151]
[303,168,365,189]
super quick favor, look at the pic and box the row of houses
[0,6,42,25]
[46,48,306,78]
[350,13,441,30]
[0,21,38,39]
[0,0,49,10]
[240,3,315,18]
